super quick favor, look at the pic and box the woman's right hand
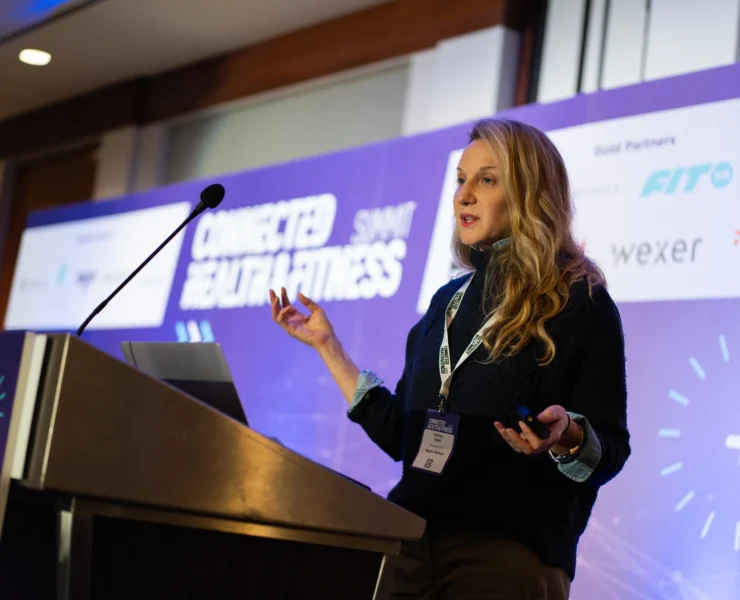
[269,287,336,349]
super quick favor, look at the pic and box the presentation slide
[6,63,740,599]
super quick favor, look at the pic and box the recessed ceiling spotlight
[19,49,52,66]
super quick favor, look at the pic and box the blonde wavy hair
[453,118,605,366]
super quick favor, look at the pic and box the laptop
[121,341,248,426]
[121,341,371,491]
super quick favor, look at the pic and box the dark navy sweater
[348,250,631,580]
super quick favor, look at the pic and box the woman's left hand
[494,405,575,455]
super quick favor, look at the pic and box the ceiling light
[19,49,52,66]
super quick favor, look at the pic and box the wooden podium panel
[0,333,424,599]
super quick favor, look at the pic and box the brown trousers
[388,522,571,600]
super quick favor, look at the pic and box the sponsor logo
[76,231,114,244]
[641,163,733,197]
[179,193,417,310]
[572,184,620,201]
[76,271,96,291]
[611,237,702,266]
[19,279,47,291]
[56,264,67,284]
[103,270,130,282]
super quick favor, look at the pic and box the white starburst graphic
[660,334,737,550]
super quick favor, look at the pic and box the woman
[269,118,630,599]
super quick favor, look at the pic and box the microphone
[75,183,225,337]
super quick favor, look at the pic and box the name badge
[411,410,459,475]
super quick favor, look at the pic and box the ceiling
[0,0,93,41]
[0,0,391,122]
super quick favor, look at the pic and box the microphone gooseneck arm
[76,183,225,337]
[75,208,202,337]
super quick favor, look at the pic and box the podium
[0,332,424,599]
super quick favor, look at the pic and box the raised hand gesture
[269,287,335,349]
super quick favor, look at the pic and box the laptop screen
[120,342,248,426]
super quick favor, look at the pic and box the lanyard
[438,273,495,412]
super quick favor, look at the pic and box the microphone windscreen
[200,183,225,209]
